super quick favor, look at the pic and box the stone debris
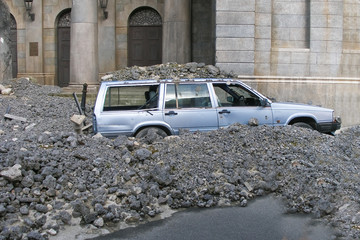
[0,67,359,239]
[0,164,22,182]
[0,84,12,95]
[104,62,236,81]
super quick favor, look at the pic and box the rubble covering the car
[103,62,236,81]
[0,72,359,239]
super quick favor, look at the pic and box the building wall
[216,0,360,78]
[216,0,360,127]
[5,0,165,85]
[4,0,360,127]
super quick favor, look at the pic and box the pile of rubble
[104,62,236,81]
[0,66,359,240]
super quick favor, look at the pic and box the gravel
[0,66,359,239]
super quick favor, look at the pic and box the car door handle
[219,109,231,114]
[165,111,178,116]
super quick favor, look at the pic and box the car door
[163,82,219,134]
[212,83,273,127]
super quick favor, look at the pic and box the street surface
[91,195,333,240]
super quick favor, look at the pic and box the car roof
[100,78,238,86]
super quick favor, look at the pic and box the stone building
[3,0,360,127]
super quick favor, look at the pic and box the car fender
[132,121,175,136]
[284,112,318,125]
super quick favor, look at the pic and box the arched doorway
[10,14,17,78]
[57,10,71,87]
[128,7,162,67]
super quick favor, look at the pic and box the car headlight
[334,116,341,124]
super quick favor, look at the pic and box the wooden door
[57,27,70,87]
[128,26,162,67]
[10,15,17,78]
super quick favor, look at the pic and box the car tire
[292,122,313,130]
[135,127,168,139]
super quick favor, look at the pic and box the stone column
[0,0,11,82]
[162,0,191,63]
[70,0,98,86]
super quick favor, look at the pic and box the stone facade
[216,0,360,78]
[3,0,360,127]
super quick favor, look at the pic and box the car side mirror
[260,98,270,107]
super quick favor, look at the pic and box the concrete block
[311,28,343,41]
[216,38,255,51]
[255,13,271,26]
[216,0,255,12]
[271,63,292,76]
[255,39,271,51]
[216,62,255,75]
[289,28,308,42]
[290,64,310,76]
[216,25,255,38]
[310,64,340,77]
[326,41,343,53]
[254,63,271,75]
[255,26,271,39]
[273,1,307,15]
[273,15,308,28]
[255,51,271,63]
[310,41,327,53]
[217,12,255,25]
[256,0,272,13]
[311,2,343,15]
[271,50,291,64]
[316,53,341,65]
[272,27,290,41]
[291,51,310,64]
[216,51,254,63]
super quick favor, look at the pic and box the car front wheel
[292,122,313,130]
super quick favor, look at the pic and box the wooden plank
[4,114,27,122]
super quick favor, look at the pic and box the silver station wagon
[92,78,341,138]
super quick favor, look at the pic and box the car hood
[270,102,333,112]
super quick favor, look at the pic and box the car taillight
[92,114,97,133]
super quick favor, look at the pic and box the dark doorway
[128,7,162,67]
[10,14,17,78]
[191,0,216,65]
[57,10,71,87]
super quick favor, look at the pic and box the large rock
[0,164,22,181]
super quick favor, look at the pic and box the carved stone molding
[129,8,162,26]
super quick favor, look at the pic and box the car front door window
[213,83,273,127]
[163,83,217,133]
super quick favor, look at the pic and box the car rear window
[103,84,159,111]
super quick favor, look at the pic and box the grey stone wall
[216,0,360,78]
[215,0,255,75]
[0,0,11,82]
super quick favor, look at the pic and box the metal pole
[81,83,88,114]
[73,92,84,115]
